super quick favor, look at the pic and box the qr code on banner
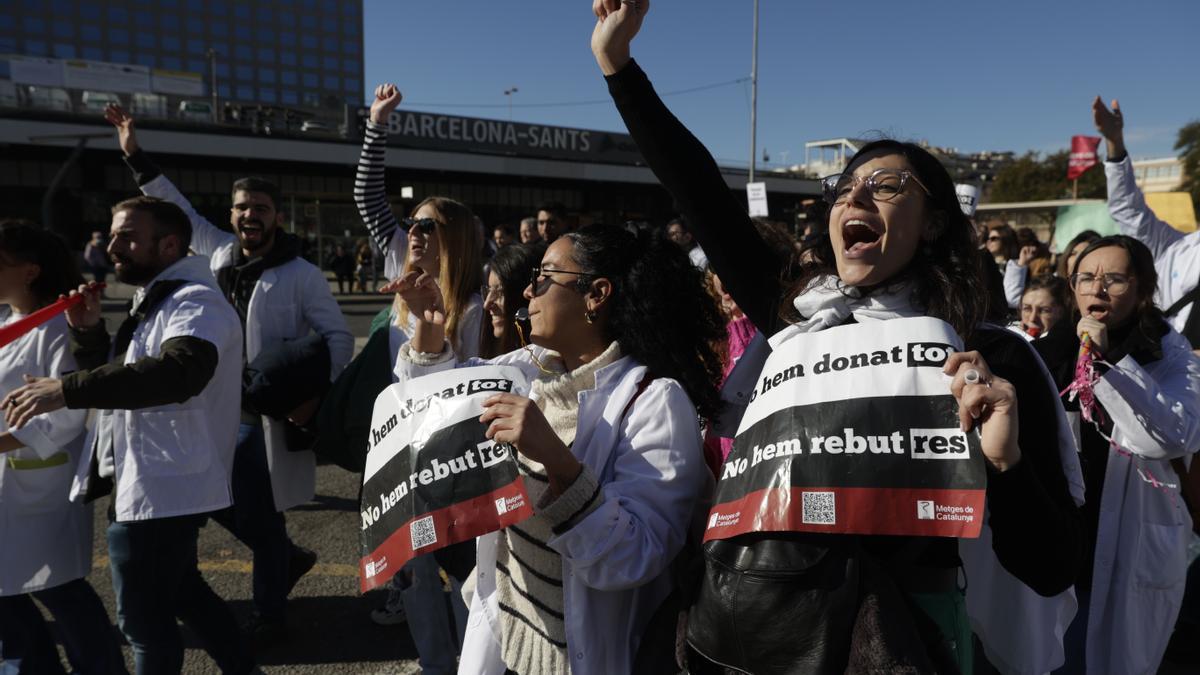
[802,491,836,525]
[410,515,437,550]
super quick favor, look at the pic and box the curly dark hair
[563,224,725,418]
[0,219,86,307]
[784,139,990,339]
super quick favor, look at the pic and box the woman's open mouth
[1086,303,1111,321]
[841,219,881,258]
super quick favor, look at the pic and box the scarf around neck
[771,275,925,348]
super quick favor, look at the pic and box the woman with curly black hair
[391,222,724,674]
[593,3,1084,673]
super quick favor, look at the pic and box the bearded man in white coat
[104,105,354,643]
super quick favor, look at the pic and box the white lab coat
[70,256,244,522]
[1085,327,1200,674]
[1106,156,1200,334]
[393,344,710,675]
[0,312,90,595]
[140,175,354,511]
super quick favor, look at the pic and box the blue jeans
[211,422,292,620]
[400,554,469,675]
[0,578,127,675]
[107,513,253,675]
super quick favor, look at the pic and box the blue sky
[363,0,1198,168]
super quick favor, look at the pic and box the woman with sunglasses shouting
[1030,235,1200,674]
[352,83,484,675]
[592,3,1085,673]
[392,223,725,674]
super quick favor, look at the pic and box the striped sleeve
[354,120,402,252]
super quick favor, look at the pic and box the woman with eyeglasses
[351,83,484,674]
[479,242,546,360]
[1011,275,1071,341]
[1029,235,1200,674]
[592,4,1085,673]
[391,223,724,674]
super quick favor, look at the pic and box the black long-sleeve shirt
[606,59,1083,596]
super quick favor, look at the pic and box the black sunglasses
[529,264,594,297]
[402,217,438,235]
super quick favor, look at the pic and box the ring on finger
[964,369,991,387]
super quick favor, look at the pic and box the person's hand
[480,393,582,496]
[103,104,140,156]
[1076,316,1109,355]
[591,0,650,76]
[1017,245,1038,268]
[1092,96,1126,161]
[380,270,445,325]
[63,282,104,330]
[943,352,1021,473]
[3,376,66,430]
[287,396,320,427]
[369,84,403,125]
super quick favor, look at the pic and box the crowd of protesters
[2,3,1199,674]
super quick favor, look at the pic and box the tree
[1175,120,1200,213]
[986,150,1105,204]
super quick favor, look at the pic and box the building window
[258,68,276,84]
[301,54,318,68]
[81,25,102,42]
[0,14,13,31]
[302,72,318,87]
[209,0,228,16]
[82,46,104,60]
[280,51,297,66]
[134,10,153,28]
[217,83,230,98]
[234,5,250,19]
[22,17,45,34]
[257,48,275,63]
[342,41,358,55]
[187,59,206,73]
[322,56,337,70]
[109,49,131,63]
[160,14,180,30]
[162,56,182,70]
[109,28,130,43]
[300,15,317,29]
[257,7,274,22]
[0,38,13,54]
[323,75,339,90]
[188,0,206,10]
[301,34,317,49]
[234,25,251,40]
[216,63,230,77]
[107,7,129,24]
[281,70,297,85]
[52,43,76,58]
[80,2,101,21]
[282,90,298,105]
[260,29,275,42]
[235,45,252,60]
[23,40,48,55]
[188,39,206,55]
[279,12,296,27]
[345,77,360,93]
[162,36,181,52]
[342,58,358,74]
[260,87,277,103]
[210,42,229,58]
[236,85,253,100]
[235,65,253,81]
[136,33,155,49]
[135,53,156,68]
[322,36,337,52]
[280,31,296,47]
[343,20,360,36]
[52,21,73,39]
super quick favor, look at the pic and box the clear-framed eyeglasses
[1070,272,1134,295]
[821,169,932,206]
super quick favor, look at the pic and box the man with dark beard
[104,105,354,644]
[4,197,253,674]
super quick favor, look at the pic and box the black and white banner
[705,317,986,541]
[358,366,534,591]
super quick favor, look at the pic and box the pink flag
[1067,135,1102,180]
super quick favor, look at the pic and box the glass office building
[0,0,364,109]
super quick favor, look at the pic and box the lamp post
[206,48,219,123]
[504,87,518,121]
[748,0,759,183]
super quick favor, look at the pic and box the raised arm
[1093,96,1184,257]
[592,1,787,334]
[354,85,408,279]
[104,104,236,257]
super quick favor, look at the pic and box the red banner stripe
[359,479,533,592]
[703,486,985,542]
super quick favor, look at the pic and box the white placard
[746,181,769,217]
[956,184,980,217]
[62,60,150,94]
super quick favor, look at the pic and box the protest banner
[359,365,534,591]
[705,316,986,542]
[1067,135,1101,181]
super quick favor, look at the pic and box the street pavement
[68,276,423,673]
